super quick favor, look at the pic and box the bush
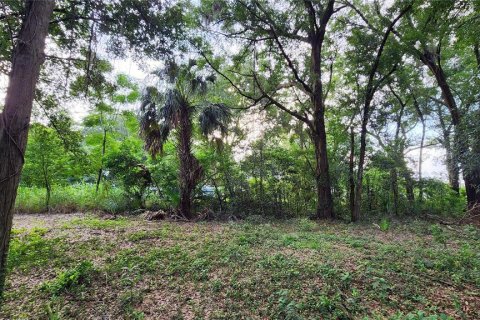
[15,184,126,214]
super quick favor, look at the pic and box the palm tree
[139,61,230,219]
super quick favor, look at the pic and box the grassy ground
[1,214,479,320]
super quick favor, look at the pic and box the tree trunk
[0,0,55,297]
[390,168,399,216]
[437,105,459,193]
[465,120,480,210]
[177,104,202,220]
[96,128,107,194]
[349,126,355,219]
[413,95,426,201]
[309,1,335,219]
[312,129,334,219]
[420,50,477,206]
[420,51,460,126]
[446,144,460,193]
[464,174,480,210]
[352,4,411,222]
[353,102,370,222]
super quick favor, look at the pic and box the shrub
[15,184,126,214]
[379,218,390,232]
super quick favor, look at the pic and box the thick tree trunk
[0,0,55,297]
[421,50,477,206]
[465,122,480,210]
[308,0,335,219]
[312,128,334,219]
[177,105,202,220]
[420,51,460,126]
[464,173,480,210]
[437,105,459,193]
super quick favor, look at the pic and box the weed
[8,228,64,271]
[430,224,447,247]
[270,289,303,320]
[65,216,130,229]
[298,218,316,232]
[379,218,391,232]
[41,261,95,296]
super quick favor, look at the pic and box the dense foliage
[2,0,476,221]
[1,0,479,317]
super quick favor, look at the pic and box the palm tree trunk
[177,104,202,219]
[0,0,55,297]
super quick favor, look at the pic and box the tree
[393,0,480,209]
[21,124,74,211]
[345,1,412,221]
[139,61,231,219]
[0,0,55,297]
[79,73,140,193]
[200,0,342,218]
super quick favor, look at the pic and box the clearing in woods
[1,214,479,319]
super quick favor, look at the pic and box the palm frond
[198,103,231,136]
[139,87,166,157]
[161,89,186,125]
[190,76,208,95]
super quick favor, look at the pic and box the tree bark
[436,105,459,193]
[403,171,415,204]
[0,0,55,297]
[177,104,202,220]
[312,129,334,219]
[419,50,478,207]
[307,0,335,219]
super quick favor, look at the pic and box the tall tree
[345,1,412,221]
[139,62,231,219]
[0,0,55,297]
[393,0,480,209]
[200,0,341,218]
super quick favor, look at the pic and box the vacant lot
[1,214,479,319]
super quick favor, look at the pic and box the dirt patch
[13,213,85,230]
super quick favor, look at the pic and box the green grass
[65,216,131,229]
[1,215,479,319]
